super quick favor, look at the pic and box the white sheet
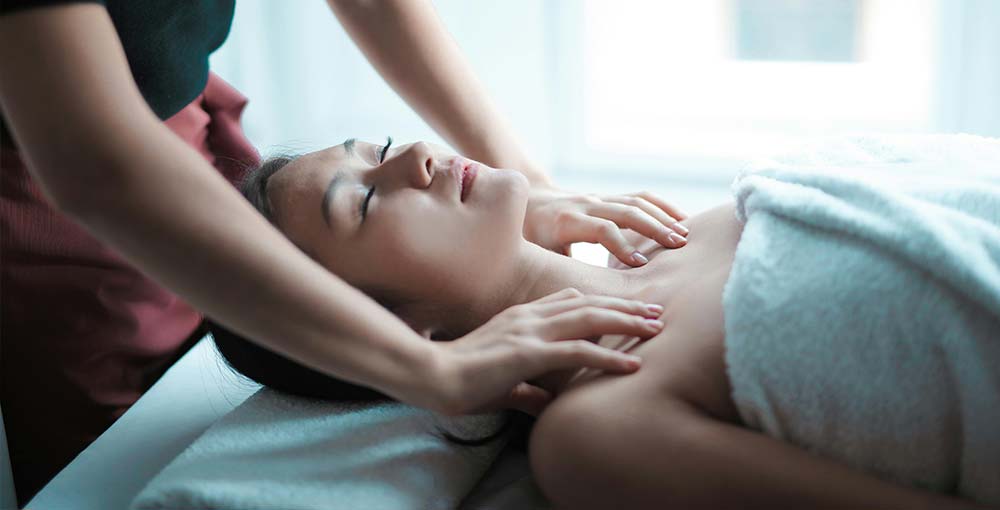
[130,388,509,509]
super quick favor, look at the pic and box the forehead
[266,144,353,225]
[271,144,352,194]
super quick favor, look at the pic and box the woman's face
[267,139,530,328]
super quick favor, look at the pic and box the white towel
[130,388,509,510]
[722,134,1000,504]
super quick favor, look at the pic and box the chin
[495,169,530,216]
[491,168,530,198]
[473,167,529,205]
[503,168,531,188]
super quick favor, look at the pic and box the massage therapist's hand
[431,288,664,417]
[523,186,690,267]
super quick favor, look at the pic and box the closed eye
[361,136,392,221]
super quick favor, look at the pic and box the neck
[486,241,651,324]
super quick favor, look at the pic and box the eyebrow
[320,138,357,227]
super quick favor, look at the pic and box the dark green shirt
[1,0,236,147]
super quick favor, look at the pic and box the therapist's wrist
[422,343,463,415]
[375,335,456,414]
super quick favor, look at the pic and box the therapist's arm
[0,4,651,416]
[0,4,446,410]
[326,0,551,186]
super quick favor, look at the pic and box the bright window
[554,0,938,179]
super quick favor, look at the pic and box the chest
[564,204,746,420]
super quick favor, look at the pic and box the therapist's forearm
[327,0,553,187]
[0,4,444,412]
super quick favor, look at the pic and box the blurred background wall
[210,0,1000,217]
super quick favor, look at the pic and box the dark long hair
[211,154,533,448]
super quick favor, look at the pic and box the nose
[394,141,434,189]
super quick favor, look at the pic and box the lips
[458,159,478,202]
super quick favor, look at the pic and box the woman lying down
[212,137,1000,509]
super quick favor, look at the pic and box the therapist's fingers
[531,287,585,304]
[630,190,689,221]
[561,215,649,267]
[536,338,645,376]
[587,202,687,250]
[541,306,664,341]
[536,294,663,320]
[601,194,689,236]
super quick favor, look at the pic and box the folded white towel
[723,134,1000,504]
[130,387,509,510]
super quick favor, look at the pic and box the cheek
[374,206,498,284]
[364,202,464,292]
[377,200,458,251]
[361,178,529,298]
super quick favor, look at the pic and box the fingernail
[645,319,664,330]
[669,232,686,245]
[631,251,648,265]
[627,355,643,366]
[645,303,664,316]
[672,222,689,235]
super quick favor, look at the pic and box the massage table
[15,336,545,510]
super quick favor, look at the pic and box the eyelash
[361,136,392,221]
